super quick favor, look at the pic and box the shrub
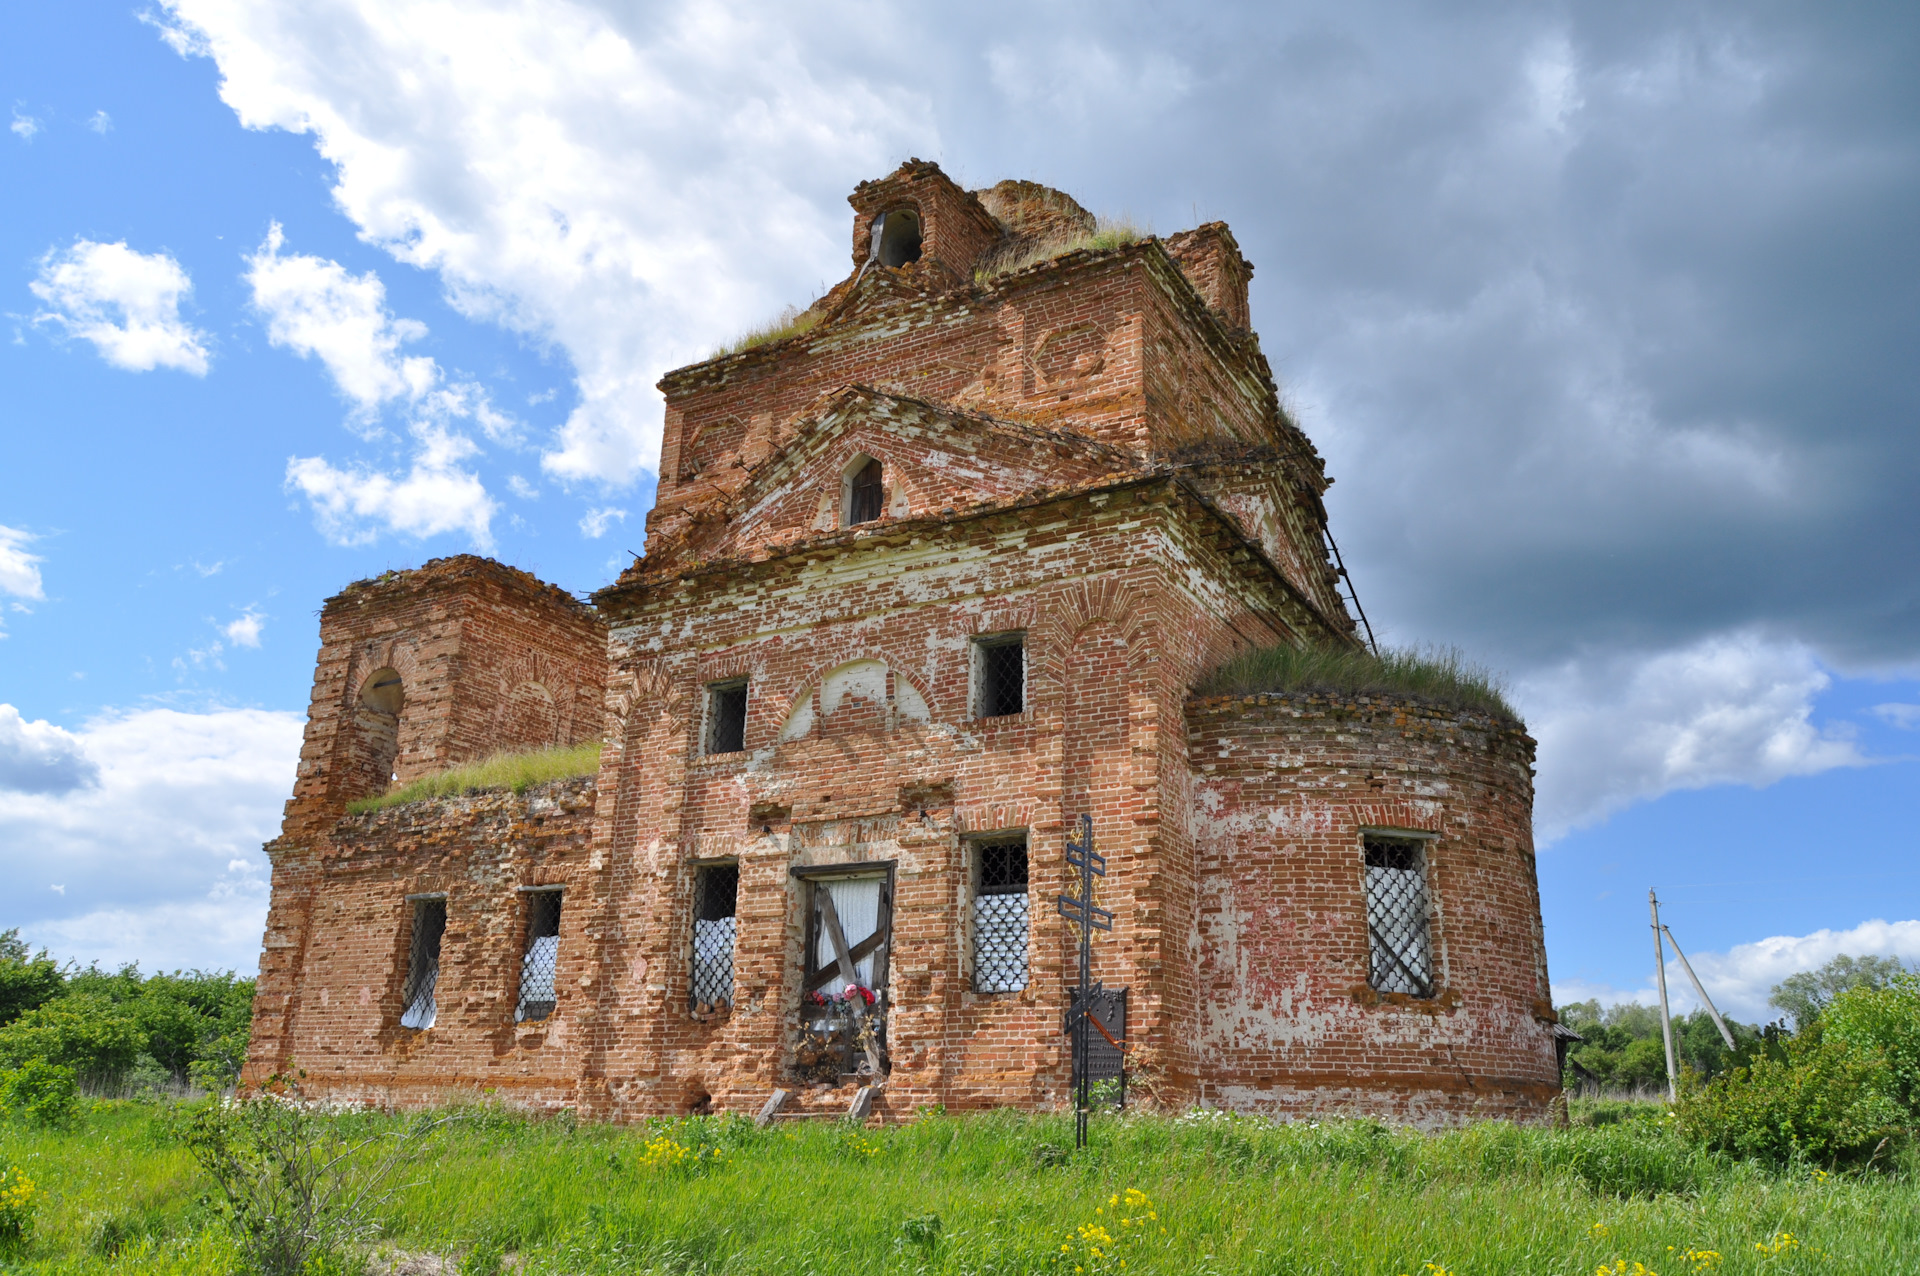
[0,930,64,1028]
[1821,973,1920,1113]
[1197,643,1518,720]
[348,741,601,813]
[1677,1028,1907,1168]
[0,1058,82,1126]
[182,1085,451,1276]
[0,994,143,1084]
[0,1163,37,1246]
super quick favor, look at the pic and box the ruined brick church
[247,161,1560,1124]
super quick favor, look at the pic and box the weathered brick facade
[249,162,1561,1124]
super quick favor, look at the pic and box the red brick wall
[248,166,1558,1129]
[1185,692,1560,1124]
[247,778,598,1101]
[278,556,606,837]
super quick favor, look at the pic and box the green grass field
[1,1101,1911,1275]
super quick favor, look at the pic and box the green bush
[1821,973,1920,1112]
[0,1058,82,1126]
[0,930,64,1027]
[1677,1026,1907,1168]
[0,994,143,1084]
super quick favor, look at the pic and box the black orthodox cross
[1056,813,1112,1148]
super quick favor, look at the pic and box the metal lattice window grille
[706,679,748,755]
[1364,835,1434,997]
[972,838,1029,993]
[400,897,445,1030]
[848,457,884,525]
[515,890,562,1022]
[974,634,1025,719]
[690,864,739,1009]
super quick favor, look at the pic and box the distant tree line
[0,929,253,1121]
[1558,952,1913,1094]
[1560,952,1919,1167]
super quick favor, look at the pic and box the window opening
[973,633,1025,718]
[795,867,894,1083]
[400,898,445,1030]
[690,863,739,1010]
[515,890,562,1022]
[972,836,1029,993]
[876,210,922,268]
[350,667,404,798]
[848,457,884,525]
[1364,835,1433,997]
[706,678,748,755]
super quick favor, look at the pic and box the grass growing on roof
[346,741,601,814]
[977,216,1149,282]
[1199,643,1519,721]
[711,304,822,359]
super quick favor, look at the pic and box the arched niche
[345,667,404,801]
[502,680,559,748]
[778,658,930,742]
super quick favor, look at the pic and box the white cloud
[0,526,46,601]
[248,225,513,548]
[245,222,434,417]
[0,705,99,795]
[578,506,625,538]
[0,704,303,972]
[1871,703,1920,730]
[1520,631,1865,841]
[88,110,113,134]
[11,110,39,141]
[507,475,539,500]
[1555,918,1920,1024]
[156,0,932,486]
[287,425,498,548]
[222,608,265,648]
[30,240,211,374]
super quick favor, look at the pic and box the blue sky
[2,1,1916,1023]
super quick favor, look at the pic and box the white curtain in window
[814,876,882,995]
[399,968,437,1029]
[691,917,736,1002]
[519,934,559,1005]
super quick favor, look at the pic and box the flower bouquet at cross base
[793,985,884,1084]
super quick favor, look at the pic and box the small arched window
[848,457,884,526]
[349,667,404,799]
[876,210,922,268]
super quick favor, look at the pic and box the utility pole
[1662,924,1737,1051]
[1650,889,1678,1104]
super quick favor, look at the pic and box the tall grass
[710,304,822,360]
[1199,642,1520,721]
[346,742,601,815]
[3,1103,1913,1275]
[977,216,1149,282]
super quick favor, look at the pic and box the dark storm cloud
[881,1,1920,672]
